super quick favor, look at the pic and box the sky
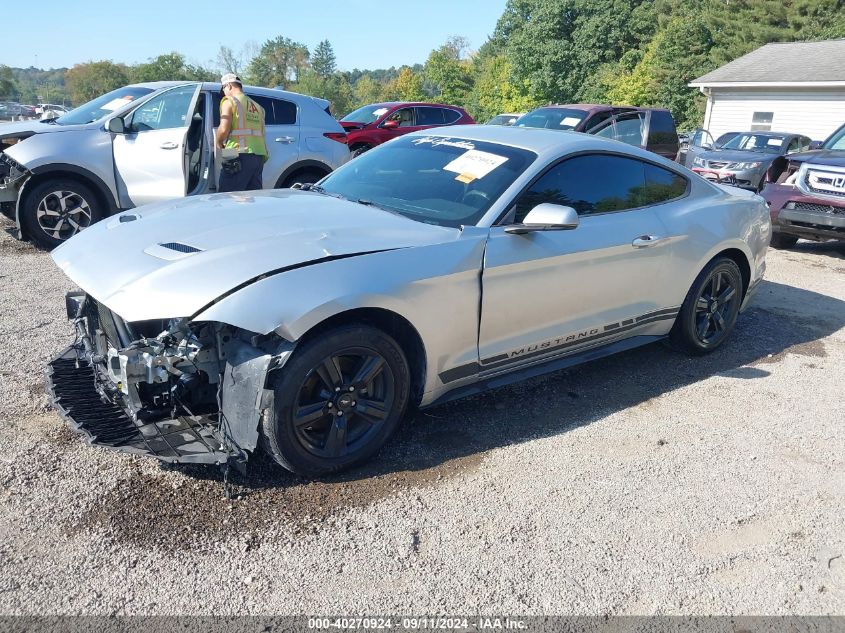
[3,0,509,72]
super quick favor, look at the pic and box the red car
[340,102,475,157]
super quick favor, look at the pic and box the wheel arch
[716,247,751,298]
[294,307,428,406]
[273,160,333,189]
[17,164,118,238]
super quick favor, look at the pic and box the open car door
[112,84,201,208]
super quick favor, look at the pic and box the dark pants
[218,153,264,192]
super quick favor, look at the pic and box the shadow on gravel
[73,280,845,548]
[787,240,845,262]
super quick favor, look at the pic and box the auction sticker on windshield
[101,96,137,111]
[444,149,509,183]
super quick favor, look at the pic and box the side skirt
[424,334,665,409]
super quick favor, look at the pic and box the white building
[689,39,845,142]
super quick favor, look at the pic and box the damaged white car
[48,127,770,477]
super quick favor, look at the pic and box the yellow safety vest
[222,94,269,159]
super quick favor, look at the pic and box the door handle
[275,136,295,144]
[160,142,179,150]
[632,235,665,248]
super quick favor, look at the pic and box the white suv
[0,81,350,248]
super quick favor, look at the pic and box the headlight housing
[693,157,705,167]
[736,161,761,169]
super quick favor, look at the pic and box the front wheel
[669,257,743,355]
[20,179,103,250]
[261,324,411,477]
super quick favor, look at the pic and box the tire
[350,145,371,159]
[261,324,411,477]
[20,178,103,250]
[770,233,798,249]
[281,169,325,189]
[669,257,743,355]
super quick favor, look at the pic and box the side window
[613,112,646,147]
[513,154,648,222]
[128,85,195,132]
[442,108,462,124]
[386,107,415,127]
[648,111,678,147]
[786,137,802,154]
[415,107,444,126]
[642,163,687,205]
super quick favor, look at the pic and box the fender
[273,159,334,188]
[15,163,120,237]
[192,229,490,403]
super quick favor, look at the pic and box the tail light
[324,132,348,144]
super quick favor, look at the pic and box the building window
[751,111,774,131]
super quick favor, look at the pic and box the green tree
[467,54,536,121]
[0,65,16,99]
[65,61,130,104]
[131,53,216,83]
[424,37,474,105]
[312,40,337,79]
[246,36,310,87]
[353,74,383,105]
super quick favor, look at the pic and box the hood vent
[143,241,204,261]
[160,242,202,254]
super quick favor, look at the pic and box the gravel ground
[0,220,843,616]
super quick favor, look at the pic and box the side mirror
[382,119,400,130]
[107,117,126,134]
[505,204,580,234]
[809,140,822,150]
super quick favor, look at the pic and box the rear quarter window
[442,109,463,124]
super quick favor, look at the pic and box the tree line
[3,0,844,129]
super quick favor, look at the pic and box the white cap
[220,73,242,86]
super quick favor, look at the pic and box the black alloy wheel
[670,257,743,354]
[293,349,395,459]
[261,325,410,477]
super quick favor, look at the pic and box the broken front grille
[47,346,237,465]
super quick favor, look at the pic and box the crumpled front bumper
[46,345,237,465]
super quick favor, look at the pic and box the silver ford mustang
[48,126,771,477]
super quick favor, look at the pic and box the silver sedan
[48,125,771,477]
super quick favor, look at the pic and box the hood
[0,119,89,140]
[52,189,459,323]
[340,121,368,132]
[785,149,845,168]
[698,149,778,164]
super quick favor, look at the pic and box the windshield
[54,86,154,125]
[720,133,786,154]
[318,135,537,228]
[341,104,393,124]
[823,124,845,150]
[515,108,587,130]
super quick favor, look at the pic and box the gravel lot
[0,220,843,616]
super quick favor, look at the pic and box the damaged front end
[47,291,292,466]
[0,151,30,220]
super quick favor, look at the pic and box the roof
[690,39,845,86]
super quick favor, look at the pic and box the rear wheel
[770,233,798,249]
[350,145,372,158]
[261,325,410,477]
[280,169,325,189]
[669,257,743,355]
[21,178,103,250]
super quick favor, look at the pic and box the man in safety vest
[216,73,269,192]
